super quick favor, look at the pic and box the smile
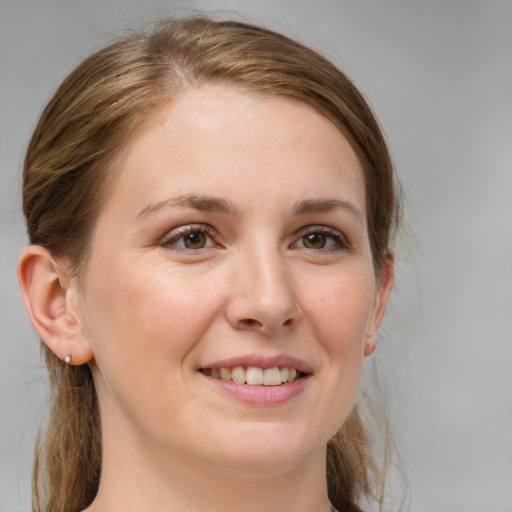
[201,366,303,386]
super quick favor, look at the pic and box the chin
[199,420,327,475]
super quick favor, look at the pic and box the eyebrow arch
[136,194,363,225]
[136,194,239,220]
[293,198,364,225]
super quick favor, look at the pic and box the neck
[87,427,333,512]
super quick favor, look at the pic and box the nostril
[241,318,262,329]
[239,317,294,331]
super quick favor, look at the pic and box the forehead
[103,85,366,218]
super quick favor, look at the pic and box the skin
[18,86,393,512]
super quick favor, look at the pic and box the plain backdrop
[1,1,511,511]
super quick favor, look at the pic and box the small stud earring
[64,355,71,364]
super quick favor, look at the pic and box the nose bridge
[227,237,300,333]
[249,244,291,305]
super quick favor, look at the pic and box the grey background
[1,1,511,511]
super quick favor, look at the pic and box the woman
[17,16,400,512]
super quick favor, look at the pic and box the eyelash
[161,224,350,253]
[291,225,350,252]
[161,224,216,252]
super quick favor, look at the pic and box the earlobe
[365,257,394,357]
[17,245,93,365]
[364,335,376,357]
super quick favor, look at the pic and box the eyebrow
[292,198,364,224]
[136,194,239,219]
[136,194,363,224]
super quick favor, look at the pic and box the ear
[17,245,93,365]
[364,256,394,357]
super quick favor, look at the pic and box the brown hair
[23,17,400,512]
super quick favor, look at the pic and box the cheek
[89,257,217,335]
[299,267,376,433]
[304,268,376,355]
[83,259,224,383]
[83,259,225,429]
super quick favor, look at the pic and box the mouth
[200,366,306,386]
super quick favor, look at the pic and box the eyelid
[292,225,350,250]
[161,223,218,249]
[160,223,349,252]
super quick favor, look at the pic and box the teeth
[263,367,282,386]
[206,366,301,385]
[231,366,246,384]
[246,366,264,385]
[220,367,231,381]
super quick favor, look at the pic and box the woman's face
[76,86,392,475]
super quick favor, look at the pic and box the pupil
[185,232,205,248]
[305,233,325,248]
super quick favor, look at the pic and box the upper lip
[199,354,313,374]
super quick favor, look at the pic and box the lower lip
[202,373,310,405]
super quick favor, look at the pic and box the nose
[225,248,301,335]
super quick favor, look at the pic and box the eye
[302,232,330,249]
[292,226,348,251]
[162,225,216,250]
